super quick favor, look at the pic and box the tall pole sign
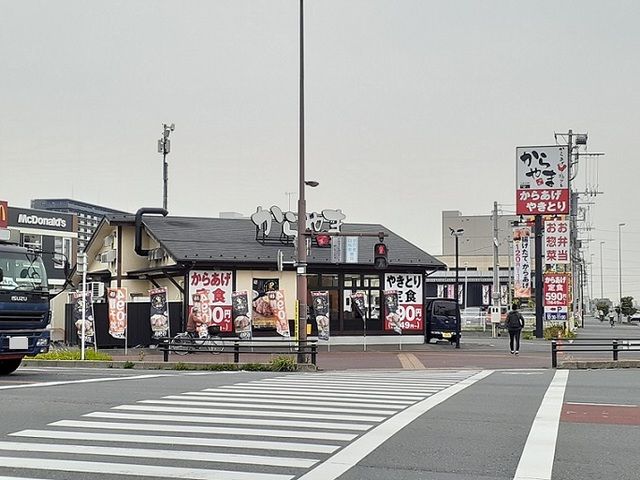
[516,145,568,338]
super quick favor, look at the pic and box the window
[321,274,338,288]
[22,234,42,251]
[54,236,72,269]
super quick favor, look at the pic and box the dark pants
[509,329,521,352]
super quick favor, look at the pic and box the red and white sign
[513,227,532,298]
[543,273,570,308]
[544,219,570,264]
[384,273,423,331]
[516,146,569,215]
[188,270,233,332]
[107,287,127,339]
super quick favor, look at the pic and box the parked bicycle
[172,325,224,355]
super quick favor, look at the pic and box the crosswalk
[0,370,484,480]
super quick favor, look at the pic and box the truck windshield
[0,251,48,291]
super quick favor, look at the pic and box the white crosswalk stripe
[0,370,481,480]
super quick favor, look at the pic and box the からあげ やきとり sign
[188,270,233,333]
[516,146,569,215]
[544,219,570,265]
[251,206,346,239]
[513,227,532,298]
[543,273,570,321]
[384,274,423,331]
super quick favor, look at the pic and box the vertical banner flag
[351,292,367,321]
[268,290,289,337]
[383,290,402,334]
[311,291,330,341]
[384,274,423,331]
[72,291,95,345]
[482,285,491,305]
[516,145,569,215]
[232,291,252,340]
[345,237,359,263]
[513,227,532,298]
[251,278,280,330]
[544,219,570,264]
[500,284,509,305]
[107,287,127,339]
[437,284,445,298]
[188,270,233,333]
[149,287,170,338]
[447,284,455,299]
[543,273,570,321]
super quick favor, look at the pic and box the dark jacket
[506,310,525,330]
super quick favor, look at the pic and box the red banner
[107,287,127,339]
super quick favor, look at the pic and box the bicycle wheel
[172,334,192,356]
[208,335,224,355]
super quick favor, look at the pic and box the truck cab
[0,243,52,374]
[424,297,460,345]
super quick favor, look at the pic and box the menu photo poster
[107,287,127,340]
[72,291,96,349]
[232,290,252,340]
[149,287,170,339]
[311,290,330,341]
[384,289,402,335]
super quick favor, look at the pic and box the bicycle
[172,326,224,355]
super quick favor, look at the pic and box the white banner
[513,227,532,298]
[544,219,570,264]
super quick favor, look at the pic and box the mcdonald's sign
[0,201,7,229]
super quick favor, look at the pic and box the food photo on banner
[351,292,367,322]
[384,289,402,334]
[107,287,127,339]
[148,287,170,338]
[311,291,330,341]
[232,290,252,340]
[188,270,233,333]
[251,278,280,330]
[72,291,95,345]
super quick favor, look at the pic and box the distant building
[31,198,129,251]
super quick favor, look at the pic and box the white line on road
[50,419,358,442]
[513,369,569,480]
[114,404,387,422]
[187,391,415,405]
[296,370,493,480]
[0,373,171,390]
[565,401,638,408]
[85,411,373,431]
[0,441,318,468]
[212,386,427,400]
[10,429,339,453]
[0,456,293,480]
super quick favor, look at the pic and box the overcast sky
[2,0,639,300]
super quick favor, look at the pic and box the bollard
[311,343,317,366]
[551,339,557,368]
[613,340,619,361]
[163,339,169,363]
[234,342,240,363]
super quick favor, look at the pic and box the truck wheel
[0,359,22,375]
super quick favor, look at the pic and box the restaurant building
[66,207,445,346]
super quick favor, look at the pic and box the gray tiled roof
[135,216,445,270]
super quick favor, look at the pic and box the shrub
[123,361,135,369]
[270,355,297,372]
[35,348,113,361]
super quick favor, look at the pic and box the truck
[0,242,65,375]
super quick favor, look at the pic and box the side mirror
[0,268,3,282]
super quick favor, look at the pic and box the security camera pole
[158,123,175,211]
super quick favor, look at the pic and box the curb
[22,359,317,372]
[559,360,640,369]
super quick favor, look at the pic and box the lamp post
[599,241,604,300]
[463,262,468,311]
[450,227,464,349]
[158,123,175,211]
[618,223,625,312]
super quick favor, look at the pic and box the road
[1,366,640,479]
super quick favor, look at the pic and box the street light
[157,123,175,211]
[618,223,626,315]
[599,241,604,300]
[449,227,464,349]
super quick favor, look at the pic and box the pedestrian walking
[609,313,615,327]
[506,303,525,355]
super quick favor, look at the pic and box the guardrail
[231,340,317,365]
[551,338,640,368]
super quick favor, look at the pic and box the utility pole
[158,123,175,211]
[492,201,500,310]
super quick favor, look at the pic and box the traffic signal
[374,242,388,269]
[315,234,331,247]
